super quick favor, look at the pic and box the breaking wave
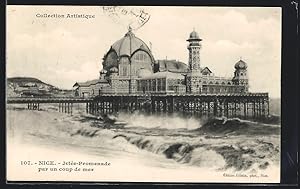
[117,112,201,130]
[7,106,280,172]
[196,117,281,136]
[62,113,279,171]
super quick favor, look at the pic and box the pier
[87,93,269,119]
[7,93,269,119]
[7,97,91,114]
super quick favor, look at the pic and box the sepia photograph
[6,5,281,182]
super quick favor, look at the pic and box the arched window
[104,51,118,70]
[119,57,130,76]
[131,50,152,76]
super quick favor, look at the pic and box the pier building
[73,28,249,98]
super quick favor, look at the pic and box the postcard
[6,5,281,182]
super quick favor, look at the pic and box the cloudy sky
[7,6,281,98]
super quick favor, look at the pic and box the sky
[7,6,281,98]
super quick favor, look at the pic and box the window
[137,81,140,91]
[133,51,150,62]
[122,66,128,76]
[119,57,129,76]
[161,79,166,91]
[152,80,156,91]
[149,80,152,92]
[131,51,152,77]
[105,51,118,68]
[157,79,161,91]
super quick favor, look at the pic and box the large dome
[102,28,155,76]
[110,28,153,58]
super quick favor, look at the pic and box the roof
[110,29,153,59]
[73,78,108,87]
[155,60,212,74]
[138,71,185,80]
[155,60,188,73]
[201,67,212,74]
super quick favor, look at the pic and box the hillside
[7,77,73,97]
[8,77,55,86]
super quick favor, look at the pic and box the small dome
[110,67,119,73]
[100,69,107,74]
[190,31,199,39]
[235,60,248,69]
[187,30,202,41]
[137,68,152,78]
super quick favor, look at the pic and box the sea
[6,103,281,182]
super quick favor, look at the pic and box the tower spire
[186,29,202,94]
[187,29,202,72]
[125,25,135,37]
[128,25,132,32]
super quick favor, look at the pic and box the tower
[186,29,202,93]
[232,59,249,92]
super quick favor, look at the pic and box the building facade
[74,28,249,98]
